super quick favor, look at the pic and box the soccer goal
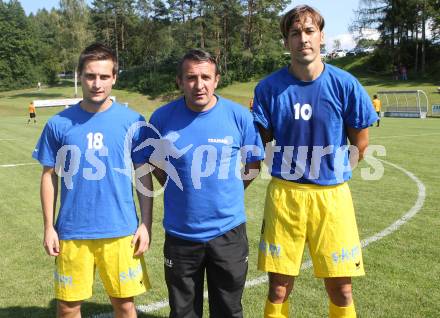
[376,90,429,118]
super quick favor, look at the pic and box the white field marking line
[370,132,440,140]
[0,162,38,168]
[361,159,426,247]
[89,159,426,318]
[0,138,16,141]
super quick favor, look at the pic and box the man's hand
[347,127,369,163]
[131,222,151,256]
[43,227,60,256]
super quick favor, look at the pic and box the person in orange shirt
[372,95,381,127]
[249,97,254,112]
[28,101,36,124]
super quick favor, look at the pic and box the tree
[59,0,94,74]
[351,0,439,76]
[355,38,377,49]
[431,0,440,40]
[91,0,145,70]
[333,39,342,51]
[0,0,293,93]
[29,9,64,84]
[0,0,38,90]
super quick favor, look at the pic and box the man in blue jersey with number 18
[252,5,377,318]
[32,43,152,318]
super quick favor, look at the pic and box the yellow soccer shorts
[55,235,151,301]
[258,178,365,278]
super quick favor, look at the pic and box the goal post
[376,90,429,118]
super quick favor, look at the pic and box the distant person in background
[37,82,41,90]
[372,95,382,127]
[400,64,407,80]
[392,64,399,80]
[249,97,254,112]
[27,101,36,124]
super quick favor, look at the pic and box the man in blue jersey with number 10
[252,5,377,318]
[32,43,152,318]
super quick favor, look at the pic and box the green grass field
[1,77,439,317]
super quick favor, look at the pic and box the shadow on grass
[0,299,164,318]
[153,91,181,102]
[0,299,57,318]
[53,79,77,87]
[9,92,66,99]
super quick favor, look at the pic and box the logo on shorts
[119,264,142,283]
[331,245,361,264]
[355,261,361,269]
[259,239,281,257]
[164,258,173,268]
[54,270,73,286]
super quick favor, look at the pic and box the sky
[19,0,368,50]
[284,0,363,50]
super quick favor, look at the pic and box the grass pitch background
[0,78,439,317]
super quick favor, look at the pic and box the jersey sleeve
[343,79,378,129]
[252,83,272,130]
[143,111,163,166]
[131,114,149,164]
[241,110,265,163]
[32,121,61,167]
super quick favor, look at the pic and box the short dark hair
[280,5,325,40]
[177,49,219,79]
[77,43,118,75]
[373,95,378,99]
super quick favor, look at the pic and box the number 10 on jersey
[293,103,312,120]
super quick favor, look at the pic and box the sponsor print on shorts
[119,264,142,283]
[54,270,73,287]
[331,245,361,269]
[259,239,282,257]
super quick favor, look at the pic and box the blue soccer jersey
[253,64,377,185]
[32,102,147,240]
[146,96,264,242]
